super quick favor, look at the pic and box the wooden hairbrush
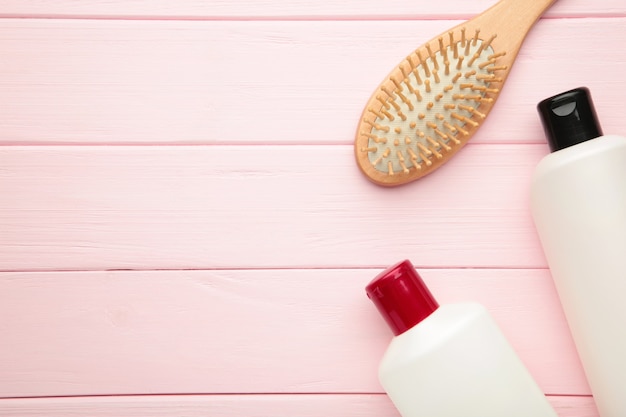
[355,0,557,186]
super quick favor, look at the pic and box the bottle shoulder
[531,135,626,190]
[533,135,626,180]
[380,303,489,364]
[376,304,556,417]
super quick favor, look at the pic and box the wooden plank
[0,394,599,417]
[0,18,624,145]
[0,0,619,19]
[1,144,549,271]
[0,268,587,398]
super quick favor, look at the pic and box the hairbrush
[355,0,557,186]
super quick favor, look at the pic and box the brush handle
[462,0,557,67]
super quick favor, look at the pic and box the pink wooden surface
[1,145,549,271]
[0,269,585,397]
[0,0,624,19]
[0,395,600,417]
[1,0,622,415]
[0,18,625,145]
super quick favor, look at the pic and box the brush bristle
[357,28,507,182]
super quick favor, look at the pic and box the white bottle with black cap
[531,87,626,417]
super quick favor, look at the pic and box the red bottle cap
[365,260,439,335]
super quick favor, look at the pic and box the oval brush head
[354,0,557,186]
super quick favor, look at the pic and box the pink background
[1,0,623,415]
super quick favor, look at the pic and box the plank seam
[0,14,623,22]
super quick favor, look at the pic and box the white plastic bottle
[365,260,557,417]
[531,87,626,417]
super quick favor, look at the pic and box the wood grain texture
[0,395,599,417]
[0,17,625,145]
[0,0,621,19]
[0,268,586,398]
[1,144,548,271]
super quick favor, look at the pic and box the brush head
[355,27,507,186]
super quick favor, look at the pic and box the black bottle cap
[537,87,603,152]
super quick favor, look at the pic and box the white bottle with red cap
[365,260,557,417]
[531,87,626,417]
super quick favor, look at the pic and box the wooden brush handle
[461,0,558,68]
